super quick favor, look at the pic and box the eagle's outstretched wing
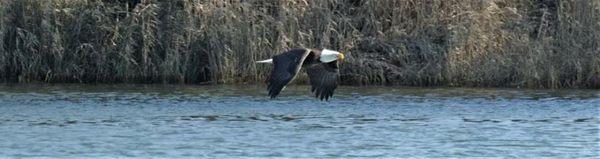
[267,49,310,98]
[306,61,340,101]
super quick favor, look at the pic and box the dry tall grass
[0,0,598,88]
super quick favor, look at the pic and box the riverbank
[0,0,598,88]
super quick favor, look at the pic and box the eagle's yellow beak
[338,52,345,62]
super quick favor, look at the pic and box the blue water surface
[0,84,598,158]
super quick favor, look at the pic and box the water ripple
[0,85,598,158]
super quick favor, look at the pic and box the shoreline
[1,1,598,89]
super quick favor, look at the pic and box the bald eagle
[256,48,345,101]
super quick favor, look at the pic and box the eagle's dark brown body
[264,48,341,101]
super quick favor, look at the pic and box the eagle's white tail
[256,59,273,64]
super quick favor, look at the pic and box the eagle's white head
[319,49,345,63]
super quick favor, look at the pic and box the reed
[0,0,598,88]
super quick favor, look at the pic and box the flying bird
[256,48,345,101]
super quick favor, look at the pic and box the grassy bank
[0,0,598,88]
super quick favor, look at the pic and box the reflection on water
[0,84,598,158]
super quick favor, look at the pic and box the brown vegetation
[0,0,598,88]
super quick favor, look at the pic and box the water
[0,84,598,158]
